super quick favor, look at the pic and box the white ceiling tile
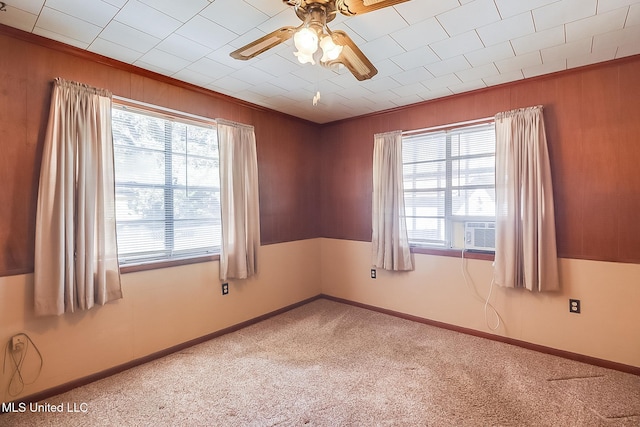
[138,0,210,23]
[566,7,628,42]
[251,54,301,76]
[176,15,237,51]
[392,67,434,86]
[597,0,640,13]
[430,31,485,59]
[592,24,640,50]
[344,7,408,41]
[455,62,499,82]
[361,76,401,93]
[424,73,462,91]
[482,69,524,86]
[231,65,277,84]
[477,12,535,47]
[136,49,191,74]
[9,0,45,14]
[132,59,173,76]
[360,35,405,63]
[395,0,460,25]
[35,6,101,44]
[88,37,143,63]
[389,18,448,51]
[542,37,592,62]
[615,40,640,58]
[187,57,235,80]
[511,25,565,55]
[99,20,160,53]
[426,55,471,77]
[268,73,314,91]
[533,0,597,31]
[257,8,302,33]
[115,0,181,39]
[207,76,253,94]
[522,58,566,77]
[244,0,289,17]
[494,0,559,19]
[566,46,617,68]
[200,0,269,35]
[449,79,487,94]
[103,0,126,7]
[464,42,514,67]
[436,0,501,36]
[420,88,454,101]
[0,5,38,31]
[45,0,118,26]
[393,93,428,106]
[391,82,428,98]
[495,51,542,73]
[156,34,211,63]
[171,68,215,87]
[626,3,640,26]
[391,46,440,71]
[33,26,89,48]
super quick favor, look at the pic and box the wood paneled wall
[0,28,320,276]
[320,56,640,264]
[2,25,639,276]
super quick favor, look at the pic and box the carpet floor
[2,299,639,426]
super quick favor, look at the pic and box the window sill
[119,254,220,274]
[411,246,495,261]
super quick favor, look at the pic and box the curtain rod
[402,116,494,136]
[112,95,217,126]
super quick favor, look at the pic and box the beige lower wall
[0,239,321,403]
[319,238,640,368]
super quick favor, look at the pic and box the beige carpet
[3,299,640,426]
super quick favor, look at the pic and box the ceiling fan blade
[325,30,377,81]
[337,0,410,16]
[230,26,297,60]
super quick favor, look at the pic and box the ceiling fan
[230,0,410,81]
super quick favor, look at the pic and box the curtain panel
[371,130,413,271]
[217,119,260,281]
[494,106,559,292]
[34,78,122,316]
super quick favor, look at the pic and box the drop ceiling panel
[1,0,638,124]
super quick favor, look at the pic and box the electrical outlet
[370,269,376,279]
[11,335,26,352]
[569,299,581,314]
[221,283,229,295]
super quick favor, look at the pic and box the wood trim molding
[320,294,640,377]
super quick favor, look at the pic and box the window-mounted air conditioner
[464,221,496,251]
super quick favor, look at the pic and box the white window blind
[402,122,496,249]
[112,104,221,265]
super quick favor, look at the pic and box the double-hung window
[402,122,496,250]
[112,103,221,266]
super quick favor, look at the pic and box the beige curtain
[217,119,260,281]
[34,78,122,316]
[372,130,413,271]
[494,106,559,292]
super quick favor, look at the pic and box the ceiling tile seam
[35,6,103,47]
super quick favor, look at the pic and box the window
[402,122,495,250]
[112,104,221,266]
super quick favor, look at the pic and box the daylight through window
[402,122,496,250]
[112,104,221,265]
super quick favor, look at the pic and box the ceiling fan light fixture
[319,35,343,62]
[293,27,319,64]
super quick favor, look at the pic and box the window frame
[112,99,222,273]
[402,119,496,260]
